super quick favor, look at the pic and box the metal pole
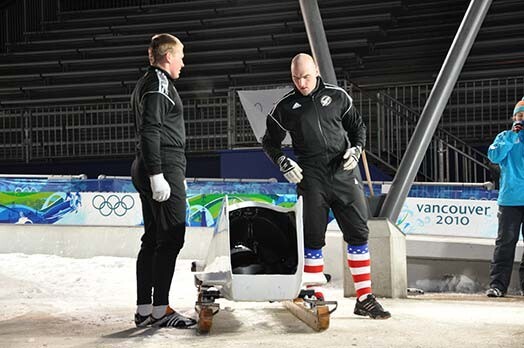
[438,139,444,182]
[361,151,374,196]
[227,89,235,149]
[379,0,492,221]
[298,0,337,85]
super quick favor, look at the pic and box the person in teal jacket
[486,97,524,297]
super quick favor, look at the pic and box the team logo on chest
[292,102,302,110]
[320,95,332,107]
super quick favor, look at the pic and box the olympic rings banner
[0,191,141,226]
[0,191,298,226]
[57,193,143,226]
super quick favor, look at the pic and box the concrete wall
[0,224,522,293]
[406,234,523,293]
[342,218,407,298]
[0,224,212,260]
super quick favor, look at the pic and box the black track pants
[131,154,186,306]
[489,205,524,293]
[297,164,369,250]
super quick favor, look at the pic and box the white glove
[277,156,303,183]
[149,173,171,202]
[342,146,362,171]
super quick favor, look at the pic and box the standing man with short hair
[131,33,196,328]
[262,53,390,319]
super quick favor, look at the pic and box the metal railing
[380,76,524,146]
[229,80,490,182]
[185,97,229,152]
[0,78,500,182]
[367,90,491,182]
[0,96,229,162]
[0,173,86,179]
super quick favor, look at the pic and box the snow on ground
[1,253,524,348]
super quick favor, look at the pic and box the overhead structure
[299,0,337,85]
[379,0,492,222]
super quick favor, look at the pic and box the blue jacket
[488,130,524,206]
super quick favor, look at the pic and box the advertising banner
[397,197,498,238]
[0,178,501,238]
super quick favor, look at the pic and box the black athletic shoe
[354,294,391,319]
[134,313,153,327]
[151,306,197,328]
[486,287,504,298]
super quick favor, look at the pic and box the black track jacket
[262,77,366,167]
[131,66,185,175]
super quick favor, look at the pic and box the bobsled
[192,196,336,333]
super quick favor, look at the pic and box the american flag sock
[304,248,325,297]
[304,247,324,274]
[347,243,372,302]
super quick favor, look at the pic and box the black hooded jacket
[262,77,366,167]
[131,66,185,175]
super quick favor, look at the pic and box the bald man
[262,53,390,319]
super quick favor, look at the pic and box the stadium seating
[0,0,401,105]
[0,0,521,180]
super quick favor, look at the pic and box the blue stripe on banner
[0,179,498,200]
[304,248,323,259]
[347,243,369,254]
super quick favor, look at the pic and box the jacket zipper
[312,94,329,164]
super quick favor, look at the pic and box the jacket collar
[148,65,175,82]
[293,76,325,97]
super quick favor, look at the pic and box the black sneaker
[486,287,504,298]
[354,294,391,319]
[151,306,197,328]
[134,312,153,327]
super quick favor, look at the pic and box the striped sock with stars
[347,243,372,302]
[303,248,325,299]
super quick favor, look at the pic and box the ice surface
[1,253,523,348]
